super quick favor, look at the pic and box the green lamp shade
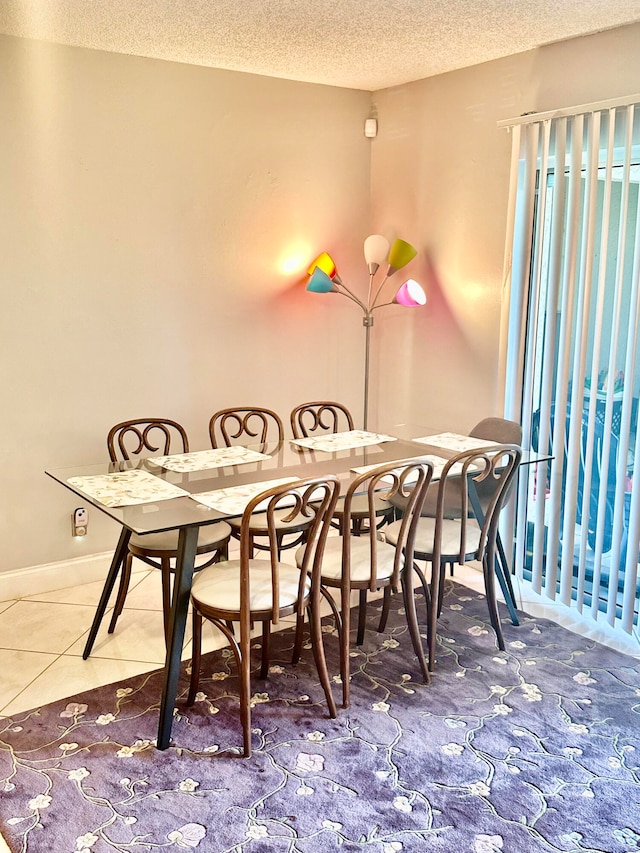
[307,252,337,278]
[307,267,337,293]
[388,238,417,271]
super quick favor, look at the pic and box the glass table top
[45,435,439,536]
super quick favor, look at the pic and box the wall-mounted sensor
[364,118,378,138]
[72,506,88,537]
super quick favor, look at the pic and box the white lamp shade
[364,234,390,275]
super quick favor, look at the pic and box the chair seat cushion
[191,559,309,614]
[296,535,397,585]
[129,521,232,556]
[385,517,481,560]
[228,508,312,535]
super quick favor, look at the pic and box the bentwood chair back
[209,406,308,557]
[209,406,284,452]
[469,418,523,511]
[392,417,522,520]
[385,444,522,677]
[298,459,433,707]
[291,400,395,536]
[101,418,231,643]
[290,401,354,438]
[187,475,341,757]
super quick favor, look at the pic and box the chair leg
[292,609,306,665]
[239,622,252,757]
[340,587,352,708]
[402,565,430,683]
[436,560,447,618]
[483,545,505,650]
[356,588,367,646]
[260,620,271,679]
[160,558,172,647]
[427,560,440,672]
[377,587,392,633]
[187,608,203,705]
[108,552,133,634]
[308,601,337,719]
[412,562,431,618]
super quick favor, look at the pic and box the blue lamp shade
[307,267,338,293]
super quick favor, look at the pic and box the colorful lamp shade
[303,235,424,429]
[307,251,337,278]
[363,234,390,275]
[394,279,426,307]
[307,267,338,293]
[388,238,418,272]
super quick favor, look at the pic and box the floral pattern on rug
[2,583,640,852]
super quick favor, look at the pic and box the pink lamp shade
[394,279,426,307]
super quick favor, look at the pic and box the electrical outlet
[72,506,88,537]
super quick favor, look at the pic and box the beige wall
[3,22,640,576]
[0,34,372,572]
[369,23,640,433]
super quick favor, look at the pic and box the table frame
[48,434,535,750]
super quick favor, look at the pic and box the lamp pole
[363,313,373,430]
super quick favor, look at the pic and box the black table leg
[83,527,131,660]
[156,524,198,751]
[496,532,519,625]
[467,485,519,626]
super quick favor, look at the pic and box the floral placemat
[147,446,270,473]
[190,477,299,515]
[352,454,468,482]
[67,470,190,507]
[412,432,501,452]
[290,430,397,453]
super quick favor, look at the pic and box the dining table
[45,427,537,749]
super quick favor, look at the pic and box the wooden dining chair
[187,475,341,757]
[290,400,395,535]
[103,418,232,643]
[290,400,354,437]
[209,406,284,453]
[296,458,433,707]
[209,406,311,557]
[385,444,522,679]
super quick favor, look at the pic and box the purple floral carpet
[2,582,640,853]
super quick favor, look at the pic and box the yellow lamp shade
[307,252,337,278]
[388,238,417,272]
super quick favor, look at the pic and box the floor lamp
[306,235,426,429]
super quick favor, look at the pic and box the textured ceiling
[2,0,640,90]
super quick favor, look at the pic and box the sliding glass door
[502,102,640,634]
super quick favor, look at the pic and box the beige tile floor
[0,563,232,718]
[1,555,639,722]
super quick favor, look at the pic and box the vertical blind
[501,97,640,634]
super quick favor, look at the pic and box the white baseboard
[0,552,114,602]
